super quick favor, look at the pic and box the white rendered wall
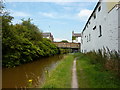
[81,2,119,53]
[118,8,120,52]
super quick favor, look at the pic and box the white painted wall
[118,8,120,52]
[73,37,81,43]
[81,2,119,53]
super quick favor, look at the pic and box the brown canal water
[2,55,64,88]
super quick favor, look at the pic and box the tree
[20,18,43,43]
[72,36,76,42]
[61,40,69,43]
[2,2,59,68]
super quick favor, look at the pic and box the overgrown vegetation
[75,49,120,88]
[1,2,59,68]
[41,54,74,88]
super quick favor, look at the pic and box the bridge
[53,42,80,52]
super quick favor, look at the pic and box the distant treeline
[1,3,70,68]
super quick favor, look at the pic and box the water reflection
[2,55,64,88]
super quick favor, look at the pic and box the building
[72,31,81,43]
[42,32,54,41]
[81,0,120,53]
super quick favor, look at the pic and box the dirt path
[71,58,78,88]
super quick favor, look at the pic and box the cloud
[38,12,73,20]
[54,38,71,42]
[77,9,93,21]
[78,9,92,18]
[11,19,22,24]
[54,2,70,5]
[39,12,55,18]
[12,4,17,8]
[13,11,30,17]
[9,10,31,17]
[63,7,72,11]
[7,0,118,2]
[6,0,100,2]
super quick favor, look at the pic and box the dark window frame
[93,13,96,19]
[89,34,91,41]
[89,21,90,24]
[93,26,96,30]
[98,6,101,12]
[87,36,88,42]
[99,25,102,37]
[86,24,88,28]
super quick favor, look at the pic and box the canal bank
[41,54,74,88]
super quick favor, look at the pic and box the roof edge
[82,0,101,33]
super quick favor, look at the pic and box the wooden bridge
[53,42,80,52]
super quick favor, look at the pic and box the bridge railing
[53,42,80,49]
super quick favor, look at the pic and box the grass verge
[41,54,74,88]
[75,53,120,88]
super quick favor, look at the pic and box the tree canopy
[2,3,59,68]
[61,40,69,43]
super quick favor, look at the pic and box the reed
[75,50,120,88]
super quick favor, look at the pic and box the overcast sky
[5,1,98,42]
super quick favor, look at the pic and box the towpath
[71,58,78,88]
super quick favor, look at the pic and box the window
[98,6,101,12]
[86,24,88,28]
[81,39,83,44]
[93,13,96,19]
[93,26,96,30]
[99,25,102,37]
[84,50,87,53]
[87,36,88,42]
[89,21,90,24]
[89,34,91,41]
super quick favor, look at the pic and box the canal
[2,55,64,88]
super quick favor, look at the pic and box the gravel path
[71,58,78,88]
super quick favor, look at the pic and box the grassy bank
[41,54,74,88]
[75,53,120,88]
